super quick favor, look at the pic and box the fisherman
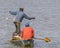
[20,22,34,46]
[9,8,35,34]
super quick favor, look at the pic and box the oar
[34,37,51,42]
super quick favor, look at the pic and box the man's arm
[23,14,35,20]
[9,11,17,15]
[20,14,35,22]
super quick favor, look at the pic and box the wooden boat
[10,37,34,46]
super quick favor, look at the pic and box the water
[0,0,60,48]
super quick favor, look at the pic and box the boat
[10,37,34,47]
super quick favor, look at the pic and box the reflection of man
[9,8,35,34]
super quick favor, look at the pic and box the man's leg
[14,22,17,33]
[16,22,20,34]
[14,22,20,34]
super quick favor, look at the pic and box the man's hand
[9,11,11,13]
[32,17,35,19]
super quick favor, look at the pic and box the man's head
[25,22,30,27]
[19,8,24,12]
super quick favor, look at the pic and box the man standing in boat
[9,8,35,34]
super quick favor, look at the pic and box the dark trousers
[14,22,20,34]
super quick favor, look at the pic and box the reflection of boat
[10,37,34,47]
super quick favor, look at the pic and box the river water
[0,0,60,48]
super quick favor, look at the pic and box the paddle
[34,37,51,42]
